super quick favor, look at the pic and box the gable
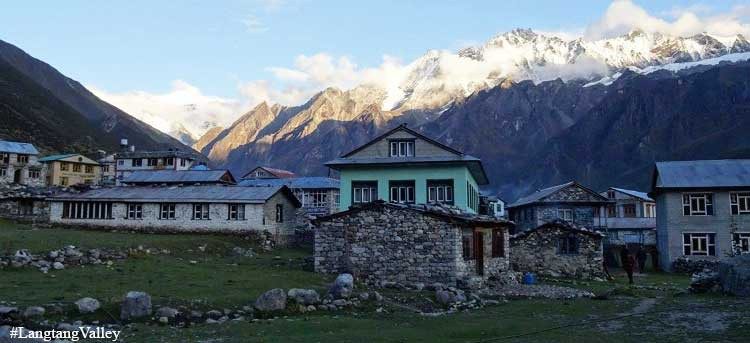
[541,183,608,203]
[60,155,99,165]
[346,128,460,159]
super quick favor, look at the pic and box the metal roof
[508,181,610,208]
[610,187,654,202]
[238,177,339,189]
[341,124,464,158]
[242,166,297,179]
[0,140,39,155]
[653,159,750,190]
[122,170,236,185]
[38,154,99,165]
[116,150,198,159]
[325,155,489,185]
[48,185,299,205]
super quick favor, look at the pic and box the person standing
[621,247,635,284]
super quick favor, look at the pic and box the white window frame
[126,203,143,219]
[390,183,415,204]
[644,203,656,218]
[730,192,750,215]
[352,182,377,204]
[159,203,176,220]
[228,203,245,220]
[558,209,573,221]
[683,232,716,256]
[682,193,713,216]
[193,204,210,220]
[389,140,414,157]
[733,232,750,254]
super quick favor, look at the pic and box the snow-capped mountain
[391,29,750,110]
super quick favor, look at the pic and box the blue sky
[1,1,747,136]
[0,0,737,96]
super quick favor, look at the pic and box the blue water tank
[523,272,536,285]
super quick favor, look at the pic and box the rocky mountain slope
[0,39,192,154]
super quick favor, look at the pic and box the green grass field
[1,219,748,342]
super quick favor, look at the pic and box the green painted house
[325,124,489,213]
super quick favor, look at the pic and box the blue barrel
[523,272,536,285]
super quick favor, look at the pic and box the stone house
[242,166,296,179]
[240,177,340,217]
[507,181,611,233]
[313,201,514,286]
[39,154,102,186]
[511,220,605,279]
[121,169,237,186]
[651,159,750,271]
[47,185,301,241]
[114,149,201,185]
[600,187,656,246]
[325,124,488,214]
[0,140,46,187]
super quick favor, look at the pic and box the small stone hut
[510,220,605,279]
[313,201,515,286]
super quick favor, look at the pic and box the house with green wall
[325,124,489,213]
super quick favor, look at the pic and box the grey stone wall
[0,154,46,187]
[511,226,605,279]
[0,199,49,221]
[314,205,510,285]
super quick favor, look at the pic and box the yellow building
[39,154,101,186]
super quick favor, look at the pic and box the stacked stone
[510,226,605,279]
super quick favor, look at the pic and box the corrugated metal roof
[0,140,39,155]
[122,170,236,185]
[509,182,574,207]
[325,155,489,185]
[611,187,654,202]
[49,185,286,203]
[238,177,339,189]
[654,159,750,189]
[38,154,79,162]
[116,150,198,159]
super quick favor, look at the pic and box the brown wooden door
[474,230,484,275]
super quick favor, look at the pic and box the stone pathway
[492,284,595,299]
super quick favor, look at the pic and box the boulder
[120,291,152,321]
[689,269,720,293]
[206,310,222,319]
[254,288,287,312]
[52,262,64,270]
[329,273,354,299]
[75,297,101,314]
[718,254,750,297]
[0,306,18,316]
[287,288,320,305]
[23,306,45,318]
[156,307,179,319]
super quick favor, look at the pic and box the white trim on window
[682,232,716,256]
[682,193,713,216]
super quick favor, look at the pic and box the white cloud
[90,80,242,139]
[585,0,750,40]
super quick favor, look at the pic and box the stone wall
[314,204,510,286]
[0,199,49,222]
[511,225,605,279]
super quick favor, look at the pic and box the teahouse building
[0,140,45,186]
[39,154,101,186]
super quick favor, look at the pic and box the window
[228,204,245,220]
[644,203,656,218]
[466,182,479,212]
[165,157,174,166]
[60,162,69,171]
[491,229,505,257]
[102,165,109,173]
[28,170,40,179]
[0,153,8,164]
[85,165,94,174]
[730,193,750,215]
[389,140,414,157]
[16,154,28,163]
[607,190,615,199]
[62,202,112,219]
[159,203,176,220]
[132,159,143,167]
[117,160,124,166]
[275,204,284,223]
[623,204,636,217]
[180,159,186,167]
[607,205,616,217]
[682,193,713,216]
[733,233,750,254]
[72,164,82,172]
[193,204,210,220]
[462,235,473,260]
[126,203,143,219]
[334,192,340,208]
[558,209,573,221]
[427,180,454,204]
[389,180,415,204]
[558,236,578,254]
[302,190,328,208]
[683,233,716,256]
[0,169,6,177]
[147,158,158,167]
[352,181,377,204]
[61,177,69,186]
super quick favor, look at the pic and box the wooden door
[474,230,484,275]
